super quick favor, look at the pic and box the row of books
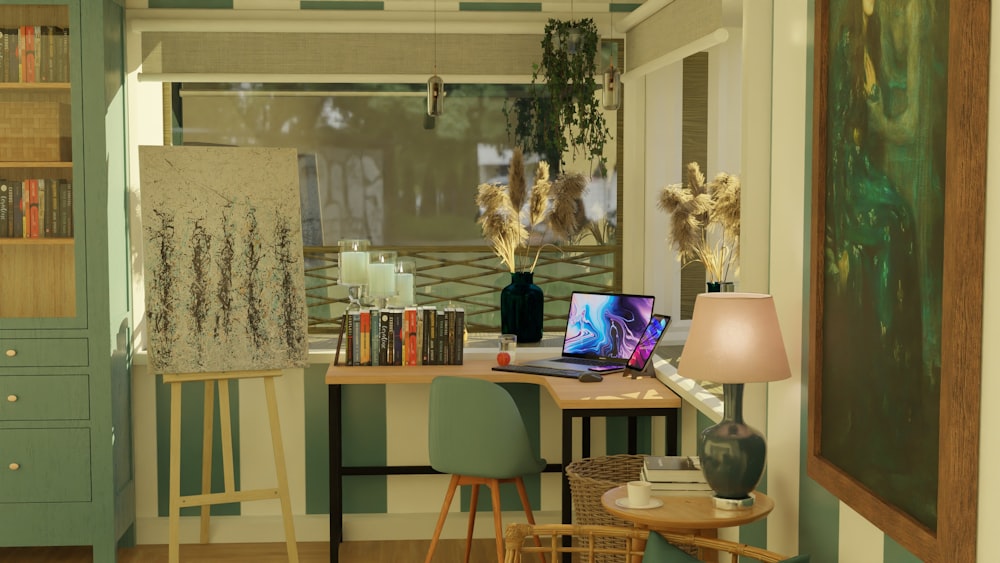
[640,455,714,496]
[0,179,73,239]
[0,26,70,83]
[343,306,465,366]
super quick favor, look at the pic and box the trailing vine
[503,18,610,176]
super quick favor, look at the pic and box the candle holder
[338,239,370,312]
[390,258,416,307]
[368,250,398,309]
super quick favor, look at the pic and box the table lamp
[677,292,791,509]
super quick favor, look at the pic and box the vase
[500,272,544,344]
[706,281,735,293]
[698,383,767,500]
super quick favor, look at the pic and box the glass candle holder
[368,250,398,308]
[497,334,517,366]
[338,239,370,312]
[390,258,416,307]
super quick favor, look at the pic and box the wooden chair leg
[465,483,479,563]
[199,381,215,544]
[425,474,460,563]
[168,382,182,563]
[489,479,504,563]
[514,477,546,563]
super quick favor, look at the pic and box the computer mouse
[578,372,604,383]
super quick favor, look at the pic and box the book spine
[0,181,9,237]
[27,179,39,238]
[443,308,455,365]
[0,29,6,83]
[23,25,34,83]
[415,306,425,365]
[345,311,356,366]
[392,309,403,366]
[11,182,23,237]
[369,308,380,366]
[379,310,389,366]
[45,25,54,83]
[435,310,446,365]
[453,308,465,365]
[359,309,370,366]
[405,307,418,366]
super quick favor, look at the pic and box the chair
[425,376,548,563]
[503,523,798,563]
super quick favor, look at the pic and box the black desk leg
[627,416,638,454]
[329,384,342,563]
[561,410,574,563]
[666,409,679,455]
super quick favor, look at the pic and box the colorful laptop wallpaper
[562,293,655,360]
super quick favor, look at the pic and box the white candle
[368,263,397,297]
[391,273,415,306]
[340,251,369,285]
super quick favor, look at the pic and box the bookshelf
[0,2,133,561]
[0,5,75,318]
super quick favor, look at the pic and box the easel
[163,369,299,563]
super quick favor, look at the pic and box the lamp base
[712,494,755,511]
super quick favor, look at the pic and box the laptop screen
[561,292,655,361]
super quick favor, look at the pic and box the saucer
[615,497,663,510]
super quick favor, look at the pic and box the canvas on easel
[138,146,309,374]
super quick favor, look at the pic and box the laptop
[504,291,655,375]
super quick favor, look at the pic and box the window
[172,82,621,332]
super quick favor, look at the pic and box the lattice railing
[303,245,620,334]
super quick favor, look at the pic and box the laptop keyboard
[552,357,619,367]
[492,365,584,378]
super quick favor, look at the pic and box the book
[0,181,9,237]
[453,308,465,364]
[359,308,371,365]
[404,307,418,366]
[640,467,712,490]
[369,307,380,366]
[642,455,704,483]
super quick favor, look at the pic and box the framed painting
[807,0,987,561]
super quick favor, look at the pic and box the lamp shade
[678,293,791,384]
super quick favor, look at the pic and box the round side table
[601,485,774,560]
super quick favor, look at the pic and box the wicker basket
[0,101,71,162]
[565,454,646,562]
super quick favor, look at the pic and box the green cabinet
[0,1,133,561]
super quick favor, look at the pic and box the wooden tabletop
[601,485,774,531]
[325,359,681,411]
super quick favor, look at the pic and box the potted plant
[476,148,587,342]
[657,162,741,291]
[503,18,611,176]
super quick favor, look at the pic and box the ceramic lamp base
[713,495,755,511]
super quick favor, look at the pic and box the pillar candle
[368,263,397,297]
[340,251,369,285]
[391,273,415,307]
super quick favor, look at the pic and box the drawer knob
[6,395,16,403]
[8,463,19,471]
[4,349,14,358]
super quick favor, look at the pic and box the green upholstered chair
[424,376,548,563]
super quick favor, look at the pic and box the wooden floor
[0,539,501,562]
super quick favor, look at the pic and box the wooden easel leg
[199,380,215,544]
[218,380,237,492]
[264,375,299,563]
[168,381,182,563]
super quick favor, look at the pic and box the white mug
[626,480,652,507]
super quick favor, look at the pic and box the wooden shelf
[0,238,74,245]
[0,82,70,90]
[0,161,72,168]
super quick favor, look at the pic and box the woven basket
[0,101,71,162]
[565,454,646,562]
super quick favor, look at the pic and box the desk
[325,359,681,563]
[601,485,773,559]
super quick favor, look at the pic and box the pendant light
[427,0,444,117]
[602,0,621,111]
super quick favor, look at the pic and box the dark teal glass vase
[500,272,544,343]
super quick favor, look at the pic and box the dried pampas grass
[657,162,741,283]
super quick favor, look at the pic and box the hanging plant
[503,18,611,176]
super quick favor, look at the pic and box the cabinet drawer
[0,428,91,503]
[0,375,89,420]
[0,339,88,367]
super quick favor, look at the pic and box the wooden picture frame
[807,1,987,562]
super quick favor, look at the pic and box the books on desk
[641,455,713,496]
